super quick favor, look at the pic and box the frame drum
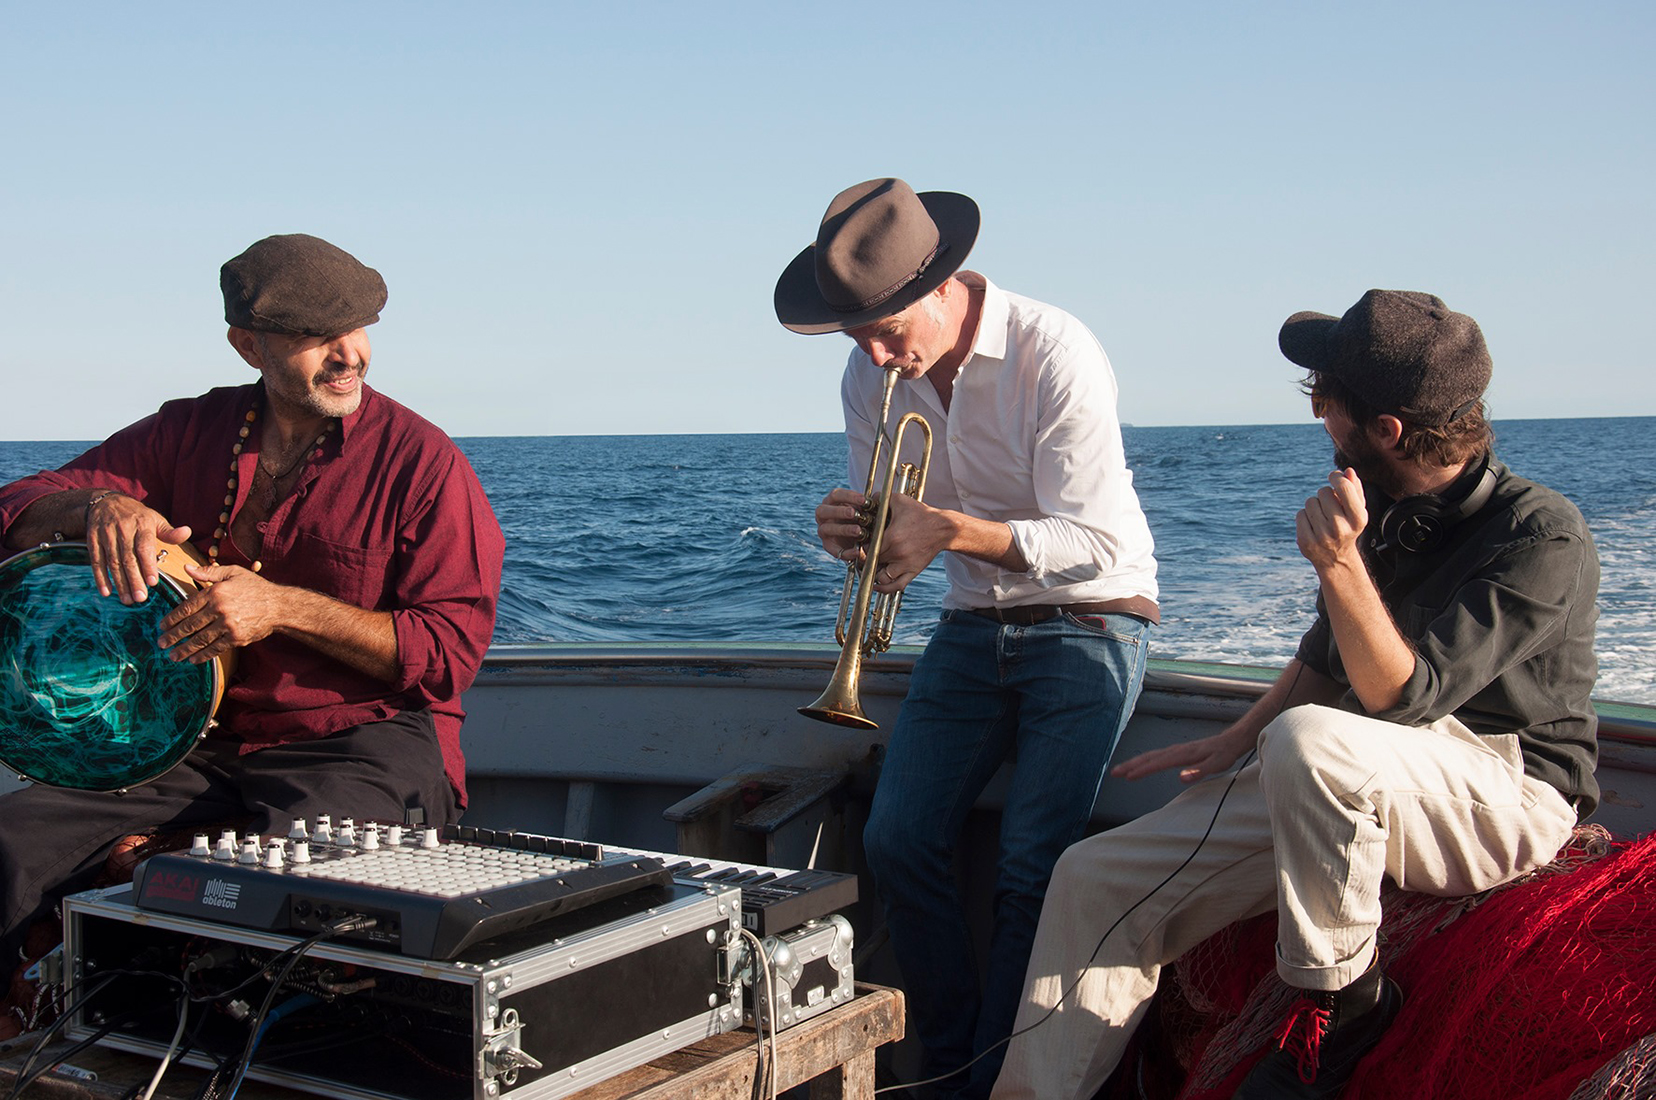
[0,541,232,792]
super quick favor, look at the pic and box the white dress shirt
[840,272,1158,610]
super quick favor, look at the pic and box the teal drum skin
[0,542,222,791]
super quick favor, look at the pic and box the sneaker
[1232,971,1402,1098]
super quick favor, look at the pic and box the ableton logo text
[202,880,242,910]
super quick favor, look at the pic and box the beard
[311,368,365,416]
[267,365,366,420]
[1333,432,1405,500]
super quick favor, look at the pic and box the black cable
[6,955,253,1100]
[219,915,374,1100]
[879,756,1259,1096]
[173,930,346,1099]
[187,943,309,1005]
[4,970,125,1100]
[120,986,190,1100]
[876,665,1307,1096]
[216,931,331,1100]
[7,950,253,1100]
[5,1009,138,1098]
[50,920,374,1100]
[12,928,370,1100]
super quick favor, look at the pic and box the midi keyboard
[607,845,859,936]
[443,826,860,936]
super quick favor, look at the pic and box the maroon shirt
[0,383,504,805]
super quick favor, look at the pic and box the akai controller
[131,817,672,958]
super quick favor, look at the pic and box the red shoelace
[1273,996,1334,1084]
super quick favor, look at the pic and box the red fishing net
[1159,826,1656,1100]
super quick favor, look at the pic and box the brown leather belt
[966,596,1160,627]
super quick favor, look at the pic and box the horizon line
[2,412,1651,447]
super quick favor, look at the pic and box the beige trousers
[988,705,1578,1100]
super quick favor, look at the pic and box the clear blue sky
[3,2,1651,441]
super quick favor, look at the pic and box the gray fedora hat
[1279,289,1492,426]
[774,178,979,335]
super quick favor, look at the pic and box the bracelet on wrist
[84,489,124,534]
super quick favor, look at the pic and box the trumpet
[800,367,932,730]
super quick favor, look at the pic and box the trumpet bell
[802,559,888,729]
[797,696,878,730]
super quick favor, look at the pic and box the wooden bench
[0,983,904,1100]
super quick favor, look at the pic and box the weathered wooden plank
[568,985,903,1100]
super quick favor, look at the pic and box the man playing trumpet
[776,178,1160,1098]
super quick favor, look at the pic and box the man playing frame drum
[0,234,505,1007]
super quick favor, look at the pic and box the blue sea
[2,418,1652,704]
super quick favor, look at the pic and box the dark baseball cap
[1279,289,1491,426]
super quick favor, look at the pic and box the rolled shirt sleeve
[1000,329,1144,588]
[388,447,505,707]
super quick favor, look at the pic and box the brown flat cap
[221,234,387,338]
[774,178,979,334]
[1278,289,1492,426]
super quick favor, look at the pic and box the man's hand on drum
[84,492,193,605]
[158,563,283,663]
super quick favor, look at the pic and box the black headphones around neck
[1373,453,1499,555]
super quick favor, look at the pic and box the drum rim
[0,540,223,792]
[1,540,194,602]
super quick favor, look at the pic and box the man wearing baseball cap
[778,179,1160,1097]
[0,234,504,1004]
[991,290,1599,1099]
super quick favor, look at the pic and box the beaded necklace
[215,397,335,573]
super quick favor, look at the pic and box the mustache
[317,363,366,383]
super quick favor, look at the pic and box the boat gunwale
[480,643,1656,747]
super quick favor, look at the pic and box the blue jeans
[863,608,1151,1098]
